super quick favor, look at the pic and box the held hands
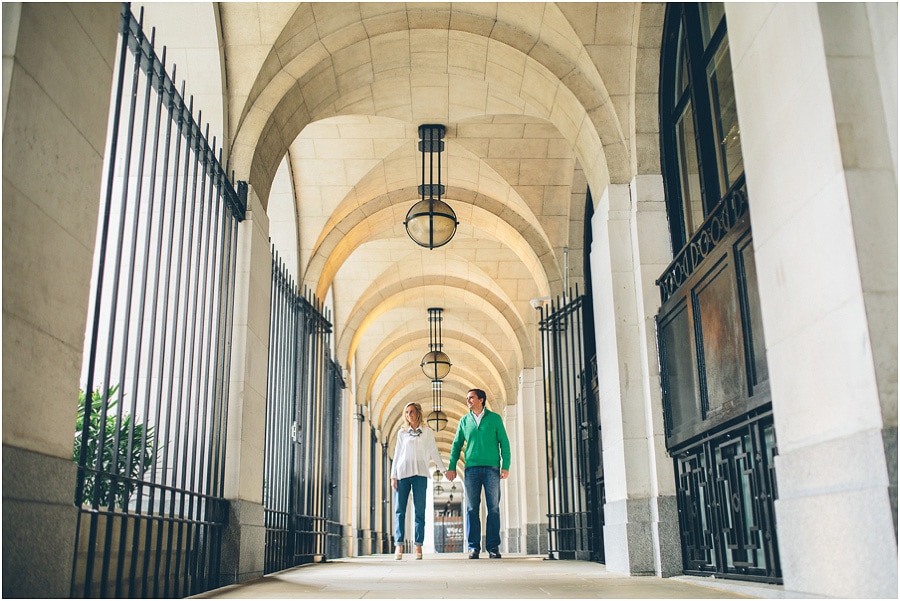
[444,469,506,480]
[391,477,398,491]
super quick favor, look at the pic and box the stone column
[517,367,549,554]
[728,4,897,598]
[1,4,120,597]
[590,182,676,575]
[219,186,272,585]
[502,403,520,553]
[629,174,682,576]
[348,405,365,556]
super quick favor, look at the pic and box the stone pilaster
[502,403,520,554]
[220,186,271,583]
[590,180,681,576]
[516,368,550,555]
[728,4,897,597]
[2,4,120,597]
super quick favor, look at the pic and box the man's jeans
[394,475,427,545]
[463,466,501,552]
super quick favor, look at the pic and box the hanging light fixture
[405,124,457,249]
[426,379,448,432]
[423,307,450,432]
[421,307,451,380]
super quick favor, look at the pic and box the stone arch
[631,3,666,177]
[229,6,629,205]
[338,277,530,372]
[357,328,514,408]
[307,197,554,303]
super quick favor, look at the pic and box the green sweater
[448,409,511,471]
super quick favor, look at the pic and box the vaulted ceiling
[138,2,660,454]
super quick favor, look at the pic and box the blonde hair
[403,402,423,428]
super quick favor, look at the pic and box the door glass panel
[676,23,689,100]
[675,102,705,236]
[700,3,725,47]
[707,36,743,196]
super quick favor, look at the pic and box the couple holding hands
[390,389,510,560]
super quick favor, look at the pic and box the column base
[219,499,265,585]
[526,522,549,555]
[3,446,80,598]
[603,495,681,576]
[775,428,897,598]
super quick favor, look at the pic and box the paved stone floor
[194,554,791,599]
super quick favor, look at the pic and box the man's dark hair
[468,388,486,405]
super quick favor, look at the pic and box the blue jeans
[463,466,501,552]
[394,475,427,545]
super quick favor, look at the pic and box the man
[445,388,511,559]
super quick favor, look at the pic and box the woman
[391,401,446,560]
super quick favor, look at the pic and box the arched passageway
[2,3,895,600]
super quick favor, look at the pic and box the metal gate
[540,287,605,562]
[673,411,780,580]
[264,255,345,574]
[72,4,245,597]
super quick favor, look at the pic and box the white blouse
[390,426,446,480]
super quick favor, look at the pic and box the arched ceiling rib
[229,4,627,204]
[340,281,529,373]
[357,325,515,406]
[368,338,510,416]
[304,132,557,258]
[305,191,559,301]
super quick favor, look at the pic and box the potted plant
[73,385,156,509]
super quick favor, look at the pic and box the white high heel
[395,546,403,560]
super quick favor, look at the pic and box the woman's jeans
[394,475,427,545]
[463,466,501,552]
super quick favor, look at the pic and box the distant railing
[539,288,605,562]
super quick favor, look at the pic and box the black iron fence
[540,287,605,562]
[355,410,367,555]
[264,254,344,574]
[72,4,245,598]
[369,427,381,552]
